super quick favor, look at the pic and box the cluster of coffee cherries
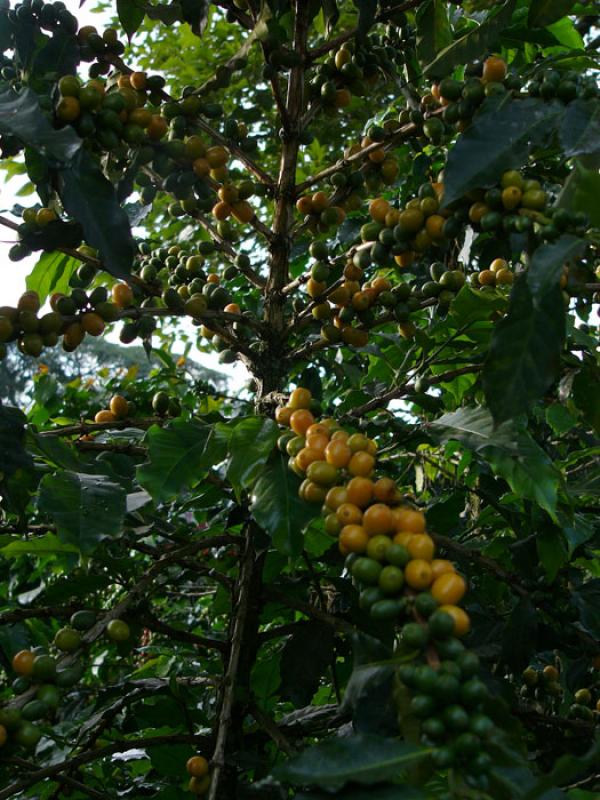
[186,754,212,795]
[301,239,417,348]
[0,611,130,753]
[295,190,347,235]
[468,258,515,290]
[308,27,407,114]
[93,391,181,424]
[0,289,115,360]
[527,66,598,104]
[274,386,498,788]
[522,661,600,723]
[53,71,168,151]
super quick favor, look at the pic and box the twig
[0,734,212,800]
[207,526,258,800]
[248,703,296,755]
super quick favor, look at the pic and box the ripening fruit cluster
[275,388,470,636]
[295,190,347,234]
[302,239,406,348]
[93,390,181,423]
[275,386,499,787]
[0,288,116,360]
[468,258,515,290]
[308,28,408,116]
[133,240,244,323]
[359,182,447,270]
[53,71,168,152]
[0,611,130,753]
[522,663,600,723]
[186,754,212,795]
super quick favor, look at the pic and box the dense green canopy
[0,1,599,799]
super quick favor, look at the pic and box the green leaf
[560,99,600,157]
[0,406,33,477]
[572,580,600,639]
[280,622,335,707]
[250,452,316,556]
[450,284,506,324]
[57,150,134,279]
[524,741,600,799]
[180,0,210,36]
[557,158,600,227]
[147,743,194,777]
[483,278,565,423]
[430,405,530,454]
[572,364,600,435]
[416,0,452,66]
[226,416,279,497]
[117,0,145,39]
[0,533,79,558]
[526,236,586,298]
[442,98,565,207]
[430,406,559,516]
[536,528,567,581]
[296,787,426,800]
[0,87,82,162]
[547,16,583,48]
[424,0,517,78]
[545,403,576,435]
[528,0,576,27]
[501,597,538,670]
[25,251,80,305]
[322,0,339,35]
[137,419,228,503]
[38,471,126,555]
[274,733,427,791]
[356,0,378,39]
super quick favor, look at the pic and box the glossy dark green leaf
[557,158,600,227]
[296,786,426,800]
[0,532,79,558]
[528,0,576,28]
[501,597,538,670]
[536,528,567,582]
[572,580,600,639]
[250,452,316,556]
[137,419,228,502]
[179,0,210,36]
[0,406,33,477]
[274,733,427,791]
[280,622,335,707]
[0,87,82,162]
[442,98,565,207]
[416,0,452,66]
[25,251,80,305]
[560,99,600,157]
[483,278,565,423]
[0,11,12,51]
[356,0,378,39]
[342,661,397,735]
[57,150,134,279]
[117,0,145,39]
[147,743,194,777]
[572,364,600,434]
[38,471,126,555]
[450,285,506,324]
[322,0,340,35]
[424,0,517,78]
[523,741,600,798]
[227,416,279,497]
[526,236,585,298]
[430,406,559,516]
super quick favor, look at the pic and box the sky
[0,0,250,390]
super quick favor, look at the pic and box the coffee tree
[0,0,599,797]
